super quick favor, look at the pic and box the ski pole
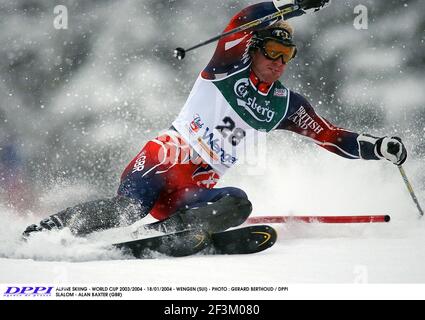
[173,4,300,60]
[398,165,424,218]
[247,215,390,224]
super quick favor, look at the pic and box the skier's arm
[201,2,304,80]
[276,92,407,164]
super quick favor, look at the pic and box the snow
[1,0,425,300]
[1,148,425,299]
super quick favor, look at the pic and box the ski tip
[246,225,277,253]
[211,225,277,255]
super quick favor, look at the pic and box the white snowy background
[1,0,425,294]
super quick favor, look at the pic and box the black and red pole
[173,5,300,60]
[247,215,391,224]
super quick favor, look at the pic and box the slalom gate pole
[398,165,424,218]
[173,5,300,60]
[246,215,391,224]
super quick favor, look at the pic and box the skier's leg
[176,187,253,233]
[23,196,146,237]
[146,186,252,233]
[23,137,170,238]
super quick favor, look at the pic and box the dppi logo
[274,88,287,97]
[189,114,204,133]
[4,286,54,297]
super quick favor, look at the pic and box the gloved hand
[273,0,296,10]
[297,0,331,13]
[273,0,331,13]
[22,216,64,240]
[376,136,407,166]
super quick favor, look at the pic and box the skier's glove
[273,0,296,10]
[376,136,407,166]
[273,0,331,14]
[297,0,331,14]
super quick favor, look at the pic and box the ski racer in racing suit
[23,0,407,238]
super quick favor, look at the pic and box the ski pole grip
[174,47,186,60]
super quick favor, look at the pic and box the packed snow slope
[1,148,424,285]
[1,0,424,290]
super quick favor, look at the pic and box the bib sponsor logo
[189,114,204,133]
[234,78,276,123]
[4,286,54,297]
[234,78,249,98]
[274,88,287,97]
[198,127,237,167]
[287,106,324,134]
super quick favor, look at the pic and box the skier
[23,0,406,238]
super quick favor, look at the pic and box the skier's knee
[118,196,151,224]
[223,187,248,200]
[231,196,252,225]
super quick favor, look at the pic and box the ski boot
[22,216,63,240]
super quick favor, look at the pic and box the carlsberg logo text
[234,78,276,123]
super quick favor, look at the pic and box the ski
[113,229,211,258]
[113,225,277,258]
[211,225,277,255]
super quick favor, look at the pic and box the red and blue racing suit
[118,2,379,221]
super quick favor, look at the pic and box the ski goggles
[260,39,296,64]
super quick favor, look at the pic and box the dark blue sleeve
[276,91,379,160]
